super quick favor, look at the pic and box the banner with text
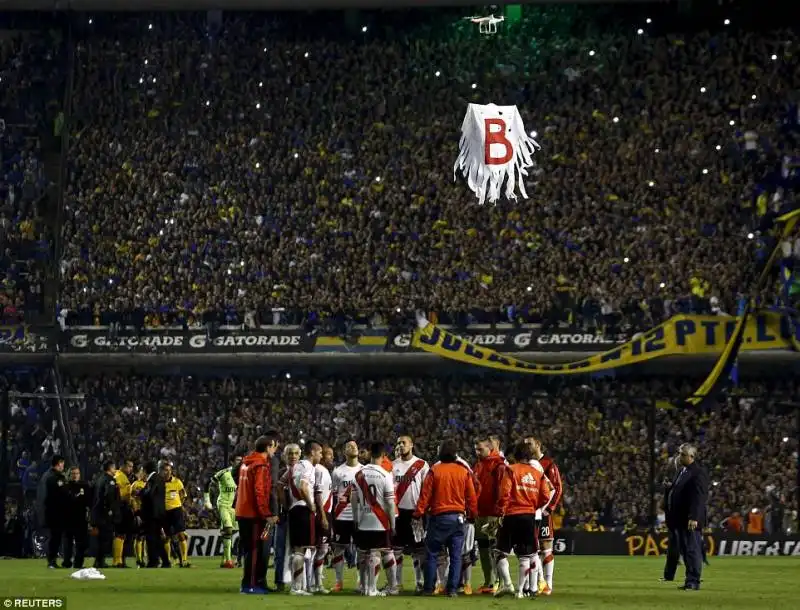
[0,325,52,353]
[411,311,800,374]
[61,328,314,354]
[388,328,619,352]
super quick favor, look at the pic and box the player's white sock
[382,551,397,591]
[542,549,554,589]
[436,553,448,588]
[305,548,315,591]
[394,551,403,588]
[368,550,381,595]
[495,555,512,587]
[291,552,305,592]
[462,555,473,588]
[358,554,367,593]
[315,544,329,589]
[413,552,425,588]
[517,555,531,591]
[332,548,345,585]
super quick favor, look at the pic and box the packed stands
[50,373,798,533]
[0,30,60,322]
[58,8,799,331]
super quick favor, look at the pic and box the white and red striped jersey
[331,462,362,521]
[353,464,395,532]
[289,459,315,510]
[314,463,333,514]
[392,455,429,511]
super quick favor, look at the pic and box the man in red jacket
[235,434,279,594]
[473,436,507,593]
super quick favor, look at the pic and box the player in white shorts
[351,442,397,597]
[310,446,334,593]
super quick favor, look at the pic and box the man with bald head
[664,444,708,591]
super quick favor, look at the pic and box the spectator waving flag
[454,103,539,205]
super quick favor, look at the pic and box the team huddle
[210,433,562,599]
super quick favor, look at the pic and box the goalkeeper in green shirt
[204,454,242,568]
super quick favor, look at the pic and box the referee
[413,440,478,597]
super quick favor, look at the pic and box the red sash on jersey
[395,459,425,505]
[333,484,351,519]
[323,492,333,513]
[355,470,390,531]
[288,465,303,500]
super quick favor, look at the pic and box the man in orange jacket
[235,434,279,594]
[414,440,478,597]
[473,435,507,593]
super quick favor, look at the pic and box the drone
[464,14,505,35]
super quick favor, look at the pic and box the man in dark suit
[142,460,170,568]
[665,443,709,590]
[37,455,67,569]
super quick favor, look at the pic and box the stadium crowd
[0,30,60,323]
[1,372,783,533]
[57,8,799,331]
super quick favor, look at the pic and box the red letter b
[484,118,513,165]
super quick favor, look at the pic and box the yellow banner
[412,311,799,375]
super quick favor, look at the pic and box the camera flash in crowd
[771,54,778,61]
[375,176,381,182]
[530,130,538,138]
[716,145,721,151]
[700,87,706,93]
[648,181,655,187]
[713,481,719,487]
[144,59,148,65]
[148,23,153,30]
[654,148,660,153]
[435,70,441,77]
[747,233,755,239]
[152,78,157,83]
[702,168,709,174]
[636,29,643,35]
[396,307,401,313]
[205,100,210,106]
[646,18,652,24]
[256,103,261,109]
[159,229,164,236]
[612,116,620,123]
[259,81,263,87]
[527,286,533,292]
[293,153,299,159]
[108,279,113,285]
[255,162,261,169]
[263,47,267,52]
[588,50,595,57]
[623,257,630,263]
[362,26,368,33]
[729,120,735,126]
[724,19,731,26]
[783,437,790,443]
[89,19,93,24]
[472,83,477,89]
[751,94,757,100]
[659,282,666,289]
[240,261,245,267]
[285,373,291,379]
[172,418,177,424]
[227,269,232,275]
[139,78,143,84]
[304,52,309,58]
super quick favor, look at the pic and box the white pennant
[454,103,540,205]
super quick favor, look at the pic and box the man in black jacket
[665,443,709,591]
[142,460,170,568]
[63,466,92,569]
[92,460,120,569]
[37,455,67,569]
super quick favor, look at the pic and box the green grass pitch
[0,557,798,609]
